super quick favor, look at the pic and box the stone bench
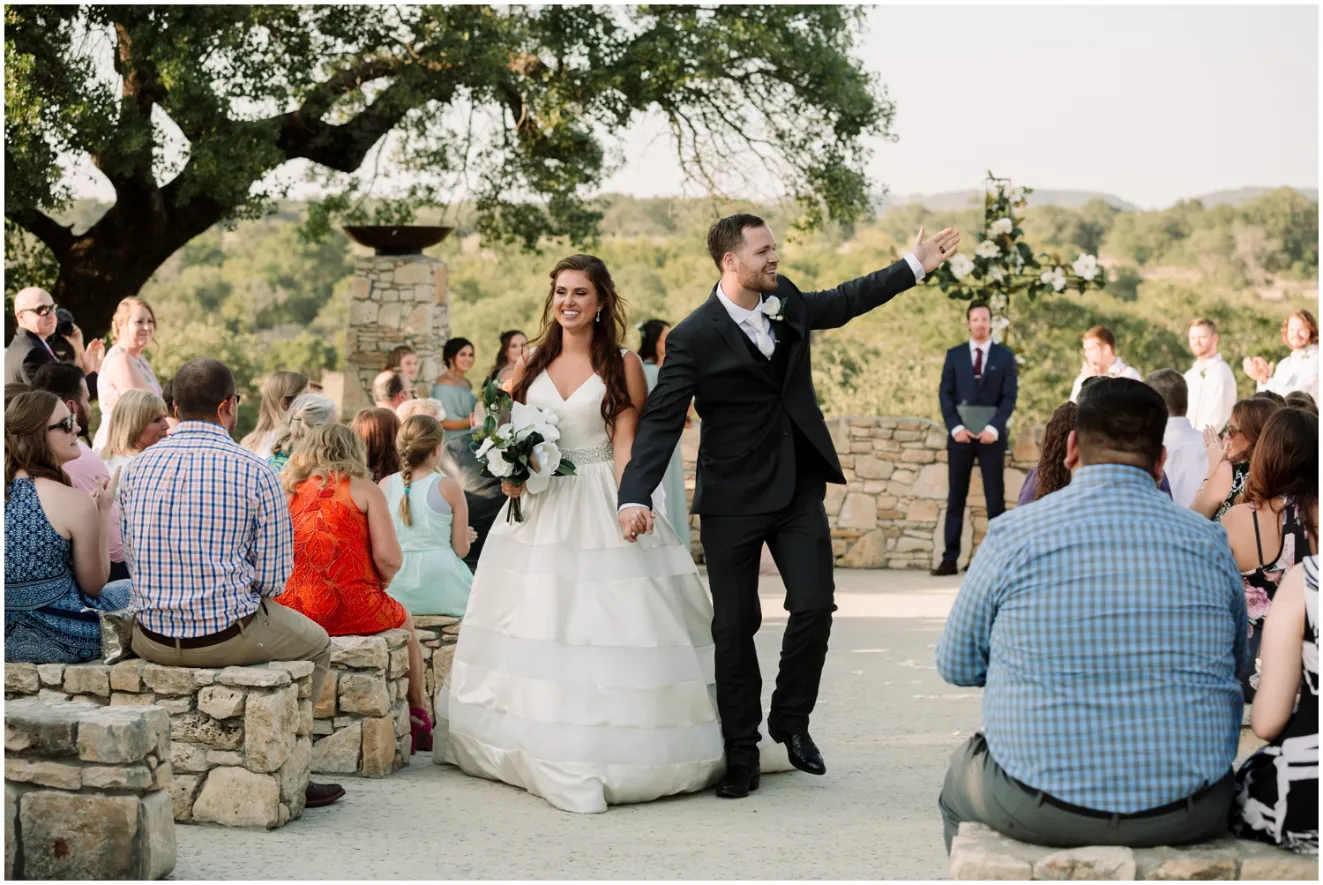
[950,822,1319,880]
[5,699,175,879]
[6,660,314,829]
[310,630,412,778]
[413,615,460,702]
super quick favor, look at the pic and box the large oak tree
[5,5,893,337]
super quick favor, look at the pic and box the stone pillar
[337,254,450,417]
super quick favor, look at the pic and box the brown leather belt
[137,611,257,649]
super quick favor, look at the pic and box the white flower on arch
[975,240,1001,259]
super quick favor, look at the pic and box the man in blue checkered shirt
[936,378,1248,851]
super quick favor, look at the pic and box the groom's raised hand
[912,226,961,274]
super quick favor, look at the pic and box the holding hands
[912,227,962,274]
[617,506,655,543]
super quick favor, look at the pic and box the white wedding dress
[434,368,726,813]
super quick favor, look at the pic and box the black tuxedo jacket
[618,260,918,517]
[5,329,57,387]
[938,341,1017,437]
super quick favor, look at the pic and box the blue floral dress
[4,477,131,663]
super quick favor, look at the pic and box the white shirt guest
[1069,326,1141,403]
[1183,319,1237,432]
[1243,310,1320,401]
[1145,368,1209,509]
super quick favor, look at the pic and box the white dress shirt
[1183,353,1236,432]
[1162,415,1208,509]
[1069,357,1142,403]
[1258,344,1319,401]
[622,255,926,513]
[951,338,999,442]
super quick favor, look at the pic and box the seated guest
[268,394,337,473]
[1017,402,1077,505]
[380,416,474,616]
[120,359,343,808]
[1068,325,1141,403]
[5,382,30,403]
[277,424,433,752]
[5,391,130,663]
[1191,398,1281,522]
[371,369,412,412]
[160,377,178,432]
[1254,390,1288,408]
[1146,369,1209,508]
[1286,391,1318,415]
[1222,408,1318,698]
[30,363,129,581]
[240,371,309,458]
[351,407,401,483]
[936,378,1247,851]
[395,397,446,424]
[1232,557,1319,854]
[99,388,170,473]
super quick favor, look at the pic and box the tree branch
[6,207,77,260]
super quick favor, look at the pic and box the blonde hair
[270,394,337,458]
[110,297,157,345]
[396,397,445,423]
[395,415,445,527]
[241,371,309,452]
[281,423,368,496]
[101,389,168,459]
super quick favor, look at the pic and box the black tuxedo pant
[943,439,1007,565]
[700,474,834,769]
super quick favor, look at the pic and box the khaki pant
[132,598,332,706]
[939,733,1234,853]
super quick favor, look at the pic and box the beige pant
[132,598,332,705]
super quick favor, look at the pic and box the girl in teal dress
[380,415,474,616]
[638,319,691,555]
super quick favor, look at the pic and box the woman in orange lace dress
[278,424,433,751]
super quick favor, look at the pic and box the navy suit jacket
[938,341,1018,438]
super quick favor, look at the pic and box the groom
[618,214,959,798]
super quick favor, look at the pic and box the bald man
[5,287,103,391]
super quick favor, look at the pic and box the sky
[64,4,1318,212]
[600,4,1320,209]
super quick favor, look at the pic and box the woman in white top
[99,388,170,474]
[1244,309,1319,401]
[93,297,161,453]
[240,371,310,458]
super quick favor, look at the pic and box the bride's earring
[595,309,601,323]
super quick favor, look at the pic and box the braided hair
[395,415,446,527]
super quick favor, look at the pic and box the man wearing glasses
[5,287,103,389]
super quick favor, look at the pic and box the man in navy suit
[933,301,1018,576]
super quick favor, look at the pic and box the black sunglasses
[20,304,57,318]
[47,415,78,434]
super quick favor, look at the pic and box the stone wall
[331,254,450,417]
[311,631,412,778]
[950,822,1318,880]
[5,699,175,879]
[678,418,1042,570]
[5,660,314,829]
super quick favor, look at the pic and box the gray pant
[939,733,1234,853]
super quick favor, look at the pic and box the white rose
[761,295,782,319]
[485,450,515,478]
[474,437,496,459]
[989,217,1014,237]
[1009,186,1026,203]
[1072,253,1100,282]
[975,240,1001,259]
[949,254,975,280]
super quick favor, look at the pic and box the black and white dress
[1232,555,1319,855]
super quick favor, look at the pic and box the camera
[55,308,75,339]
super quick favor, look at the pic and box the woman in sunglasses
[4,390,130,663]
[92,297,162,454]
[1191,398,1282,521]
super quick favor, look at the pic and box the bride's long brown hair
[513,255,632,437]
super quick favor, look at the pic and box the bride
[435,254,727,813]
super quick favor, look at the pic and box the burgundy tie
[973,347,983,386]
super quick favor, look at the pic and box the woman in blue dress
[5,391,130,663]
[637,319,691,555]
[381,416,475,616]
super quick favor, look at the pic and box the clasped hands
[953,428,997,445]
[617,506,656,543]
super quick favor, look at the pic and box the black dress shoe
[716,766,760,799]
[772,731,826,775]
[931,561,958,577]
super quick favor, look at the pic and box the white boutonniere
[761,295,785,322]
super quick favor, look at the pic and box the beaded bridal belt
[560,442,614,465]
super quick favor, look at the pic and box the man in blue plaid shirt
[936,378,1247,851]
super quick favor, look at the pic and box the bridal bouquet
[470,379,576,522]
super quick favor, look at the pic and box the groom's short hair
[707,213,766,271]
